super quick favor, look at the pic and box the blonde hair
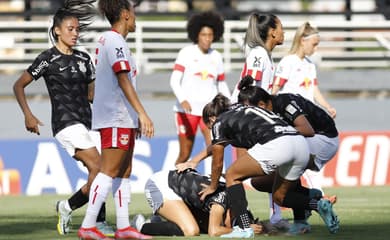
[289,22,319,54]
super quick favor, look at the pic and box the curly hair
[187,11,224,43]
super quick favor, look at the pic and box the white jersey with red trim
[231,45,274,102]
[92,30,138,129]
[274,54,317,102]
[170,44,230,116]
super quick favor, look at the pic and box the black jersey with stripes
[272,94,338,138]
[211,104,298,148]
[27,47,95,136]
[168,169,227,213]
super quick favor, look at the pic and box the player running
[13,0,113,236]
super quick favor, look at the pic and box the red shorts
[175,112,207,137]
[99,127,136,151]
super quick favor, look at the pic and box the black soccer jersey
[211,104,298,148]
[27,47,95,136]
[168,169,227,213]
[272,94,338,138]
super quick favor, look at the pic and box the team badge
[116,47,124,58]
[77,61,86,73]
[119,133,129,145]
[253,56,261,68]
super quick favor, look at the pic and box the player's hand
[180,100,192,114]
[199,183,216,201]
[138,113,154,138]
[25,114,43,135]
[251,223,263,234]
[176,161,196,173]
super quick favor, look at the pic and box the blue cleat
[286,220,311,235]
[317,199,340,233]
[220,226,254,238]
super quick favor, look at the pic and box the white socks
[81,172,112,228]
[269,193,283,224]
[113,177,132,229]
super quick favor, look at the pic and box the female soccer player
[170,11,231,166]
[271,22,337,227]
[199,94,339,238]
[137,169,262,237]
[238,75,339,234]
[231,13,284,102]
[78,1,154,239]
[13,0,112,235]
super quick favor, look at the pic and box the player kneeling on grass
[131,169,263,237]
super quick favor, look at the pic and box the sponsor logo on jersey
[119,134,129,145]
[116,47,124,58]
[59,66,68,72]
[253,56,262,68]
[31,60,49,76]
[300,77,313,89]
[77,61,86,73]
[194,70,215,80]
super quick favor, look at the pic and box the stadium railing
[0,19,389,74]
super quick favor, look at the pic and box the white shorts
[247,135,310,181]
[144,170,182,214]
[306,135,339,170]
[55,123,100,157]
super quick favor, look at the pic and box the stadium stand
[0,0,389,98]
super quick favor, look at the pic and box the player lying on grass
[132,169,263,237]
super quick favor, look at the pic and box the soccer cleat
[309,188,323,199]
[324,195,338,204]
[220,226,254,238]
[130,214,146,232]
[115,226,153,239]
[78,227,113,240]
[286,221,311,235]
[263,218,290,233]
[96,221,115,237]
[317,199,340,234]
[56,200,72,235]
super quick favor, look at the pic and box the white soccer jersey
[274,54,318,102]
[170,44,230,116]
[92,30,138,129]
[231,45,274,102]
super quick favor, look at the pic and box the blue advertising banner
[0,137,233,195]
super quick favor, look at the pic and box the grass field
[0,186,389,240]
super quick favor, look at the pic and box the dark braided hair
[49,0,97,44]
[237,75,271,106]
[187,11,224,44]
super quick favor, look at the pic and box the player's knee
[181,225,200,236]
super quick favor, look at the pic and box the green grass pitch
[0,186,389,239]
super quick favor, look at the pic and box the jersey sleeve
[106,35,131,73]
[27,50,50,80]
[274,56,292,87]
[274,95,305,124]
[245,48,266,82]
[169,48,186,103]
